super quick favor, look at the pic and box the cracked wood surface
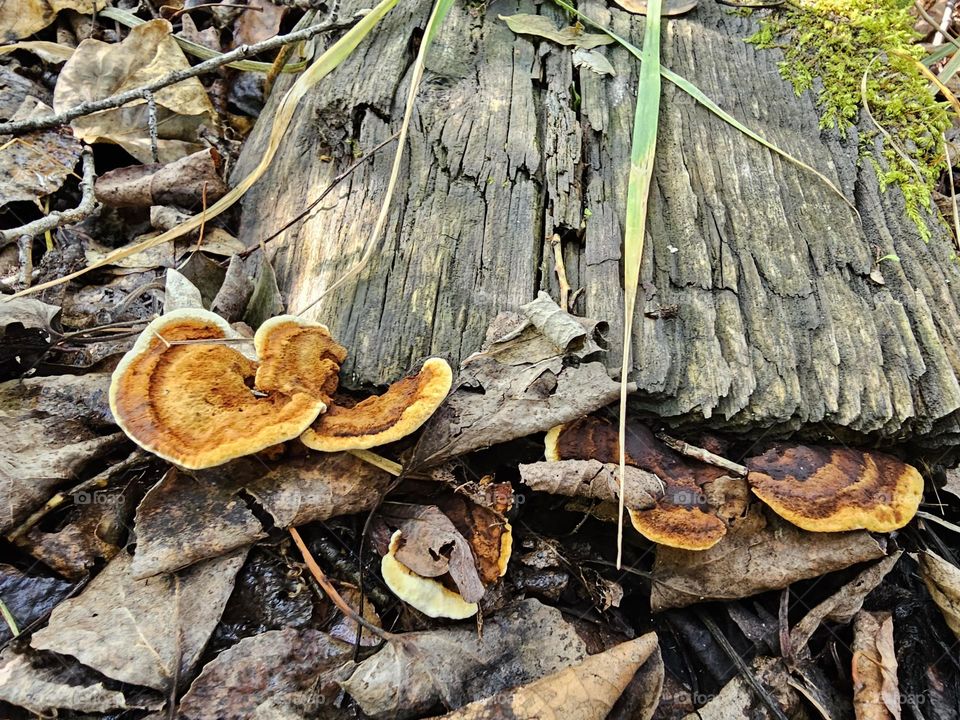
[235,0,960,442]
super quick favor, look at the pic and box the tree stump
[235,0,960,443]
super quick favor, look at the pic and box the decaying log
[235,0,960,442]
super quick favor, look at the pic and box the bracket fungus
[380,530,479,619]
[300,357,453,452]
[546,417,728,550]
[745,445,923,533]
[108,309,336,469]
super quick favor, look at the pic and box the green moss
[747,0,951,239]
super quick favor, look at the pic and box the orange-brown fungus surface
[254,315,347,404]
[301,357,453,452]
[109,310,326,469]
[549,417,726,549]
[745,445,923,532]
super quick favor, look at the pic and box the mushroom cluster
[109,309,452,469]
[546,415,924,549]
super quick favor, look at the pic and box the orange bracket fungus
[546,417,727,550]
[745,445,923,533]
[380,530,479,619]
[109,309,338,470]
[300,357,453,452]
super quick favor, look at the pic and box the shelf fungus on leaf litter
[109,308,453,469]
[109,309,332,470]
[547,414,925,550]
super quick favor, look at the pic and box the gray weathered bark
[235,0,960,442]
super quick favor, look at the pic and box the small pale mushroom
[300,357,453,452]
[108,309,339,470]
[380,530,479,619]
[545,416,727,550]
[745,445,923,533]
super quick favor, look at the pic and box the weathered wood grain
[235,0,960,441]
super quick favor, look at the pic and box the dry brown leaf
[437,634,662,720]
[519,459,660,510]
[681,657,799,720]
[0,296,60,337]
[0,373,125,535]
[437,495,511,586]
[232,0,286,47]
[0,97,82,206]
[919,550,960,640]
[651,508,887,611]
[790,551,902,654]
[852,611,900,720]
[31,547,247,691]
[131,453,391,578]
[53,19,216,163]
[339,599,588,719]
[178,628,351,720]
[0,647,162,715]
[329,586,383,647]
[612,0,698,15]
[381,503,486,603]
[0,0,105,42]
[94,148,227,208]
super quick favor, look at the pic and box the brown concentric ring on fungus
[253,314,346,404]
[109,309,326,470]
[300,357,453,452]
[545,416,727,550]
[745,445,923,533]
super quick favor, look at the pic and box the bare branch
[2,147,98,247]
[0,19,350,136]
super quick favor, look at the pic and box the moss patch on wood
[748,0,951,239]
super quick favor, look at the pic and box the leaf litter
[0,1,956,718]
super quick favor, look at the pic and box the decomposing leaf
[31,547,247,691]
[211,255,255,321]
[53,19,216,163]
[790,552,902,654]
[475,303,604,366]
[94,148,228,208]
[681,657,799,720]
[329,586,383,647]
[851,611,900,720]
[0,97,82,206]
[437,495,511,586]
[942,467,960,502]
[0,40,75,63]
[0,373,124,535]
[163,267,204,312]
[0,563,72,643]
[519,459,660,510]
[411,313,622,468]
[339,598,588,719]
[651,509,887,611]
[178,628,350,720]
[232,0,286,47]
[438,634,662,720]
[243,253,285,328]
[520,291,599,353]
[500,14,615,49]
[919,550,960,640]
[572,48,615,76]
[0,0,105,42]
[0,647,161,715]
[381,504,486,603]
[0,296,60,338]
[131,453,391,578]
[612,0,698,16]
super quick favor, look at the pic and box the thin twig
[349,449,403,477]
[145,90,160,164]
[1,147,98,246]
[0,20,351,136]
[548,233,571,311]
[17,235,32,289]
[239,132,399,258]
[6,450,146,542]
[934,0,958,47]
[655,433,748,477]
[701,614,792,720]
[289,526,394,640]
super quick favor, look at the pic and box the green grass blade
[617,0,662,569]
[295,0,457,314]
[939,48,960,83]
[13,0,400,300]
[551,0,858,219]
